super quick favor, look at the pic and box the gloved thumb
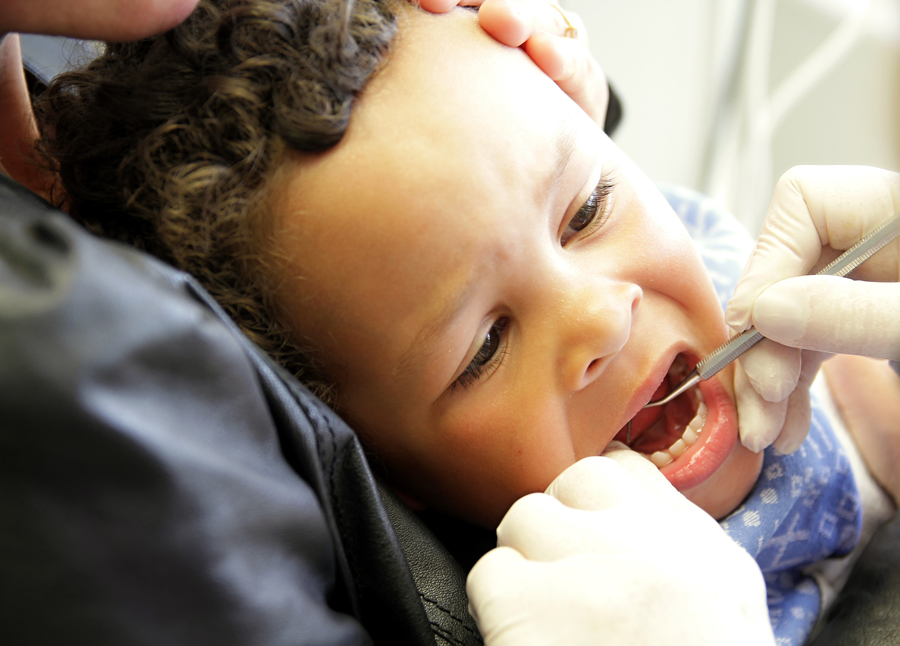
[752,274,900,360]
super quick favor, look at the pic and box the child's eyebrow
[549,116,580,196]
[394,272,479,382]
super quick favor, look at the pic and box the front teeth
[646,398,707,468]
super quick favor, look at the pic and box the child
[33,1,894,643]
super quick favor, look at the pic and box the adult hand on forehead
[467,446,775,646]
[413,0,609,127]
[726,165,900,453]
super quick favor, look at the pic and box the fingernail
[724,303,746,329]
[773,436,802,455]
[753,285,810,346]
[740,431,766,453]
[536,30,573,80]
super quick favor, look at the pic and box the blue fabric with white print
[661,185,862,646]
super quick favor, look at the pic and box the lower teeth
[644,394,707,468]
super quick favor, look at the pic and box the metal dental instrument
[643,212,900,410]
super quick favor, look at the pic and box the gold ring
[550,4,578,39]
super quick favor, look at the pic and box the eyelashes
[452,174,618,392]
[561,176,617,246]
[454,317,509,390]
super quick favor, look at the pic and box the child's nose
[559,281,642,392]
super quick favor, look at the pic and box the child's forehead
[370,7,552,115]
[269,8,594,239]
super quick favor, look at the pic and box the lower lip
[658,375,737,491]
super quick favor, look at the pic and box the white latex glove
[726,165,900,453]
[467,445,774,646]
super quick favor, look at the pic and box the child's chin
[682,443,764,519]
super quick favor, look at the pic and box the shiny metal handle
[643,212,900,410]
[699,212,900,381]
[696,328,764,380]
[819,212,900,278]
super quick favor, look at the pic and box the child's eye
[454,317,510,389]
[561,178,616,246]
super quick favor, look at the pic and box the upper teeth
[668,354,689,382]
[644,395,707,468]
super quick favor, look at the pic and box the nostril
[631,286,642,314]
[585,358,602,383]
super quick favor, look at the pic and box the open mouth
[617,354,707,468]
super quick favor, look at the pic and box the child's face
[270,8,763,527]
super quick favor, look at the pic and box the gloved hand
[411,0,608,126]
[726,165,900,453]
[467,445,775,646]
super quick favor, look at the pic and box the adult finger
[754,275,900,360]
[478,0,587,47]
[543,454,664,512]
[466,545,526,626]
[735,361,789,452]
[495,494,592,560]
[738,337,802,403]
[496,492,674,561]
[523,31,608,125]
[0,0,201,40]
[600,445,703,515]
[772,350,827,454]
[727,165,900,331]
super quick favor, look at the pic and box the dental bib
[720,396,861,646]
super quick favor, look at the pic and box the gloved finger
[600,444,703,516]
[735,361,789,452]
[469,547,774,646]
[738,337,802,403]
[800,165,900,252]
[544,452,687,514]
[478,0,587,47]
[466,545,526,625]
[523,31,608,126]
[497,490,672,561]
[773,387,810,456]
[772,350,828,454]
[495,494,596,559]
[754,275,900,360]
[468,550,651,646]
[727,165,900,331]
[540,456,662,510]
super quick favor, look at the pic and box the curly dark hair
[35,0,402,404]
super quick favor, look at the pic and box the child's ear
[391,485,427,511]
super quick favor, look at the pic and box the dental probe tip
[642,370,701,409]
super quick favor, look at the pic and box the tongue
[617,381,697,454]
[663,389,696,431]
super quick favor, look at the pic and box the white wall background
[564,0,900,235]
